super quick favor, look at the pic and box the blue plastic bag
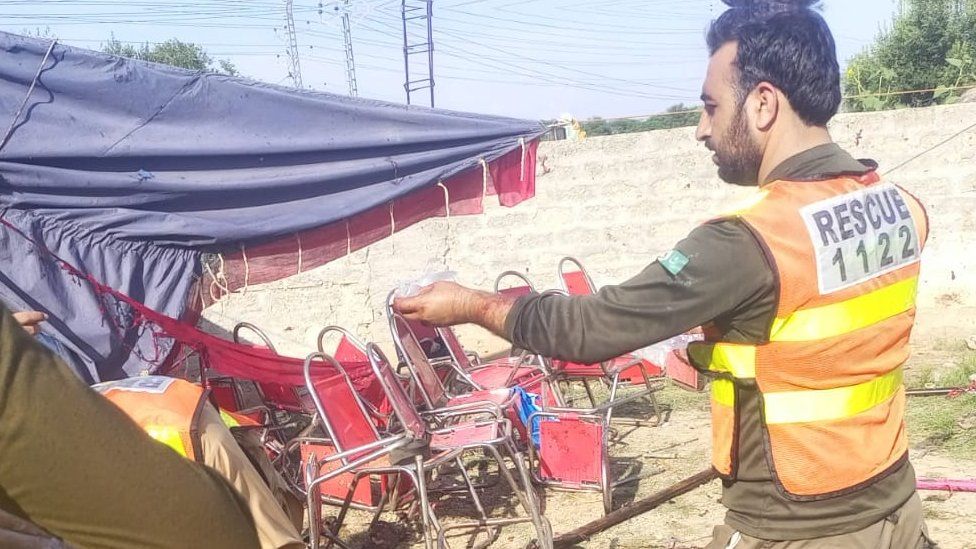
[513,386,544,447]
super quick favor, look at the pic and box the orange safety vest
[94,376,209,462]
[688,171,928,499]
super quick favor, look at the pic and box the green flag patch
[657,249,690,277]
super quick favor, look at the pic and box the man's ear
[752,81,779,131]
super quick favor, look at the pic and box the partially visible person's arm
[395,220,774,364]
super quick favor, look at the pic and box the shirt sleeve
[504,219,775,364]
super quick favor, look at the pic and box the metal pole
[284,0,303,88]
[340,0,358,97]
[401,0,411,105]
[426,0,434,108]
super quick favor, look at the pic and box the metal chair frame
[302,351,454,549]
[366,343,553,549]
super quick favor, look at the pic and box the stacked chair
[301,344,553,549]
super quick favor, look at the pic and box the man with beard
[394,1,936,547]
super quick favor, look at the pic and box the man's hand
[393,281,475,326]
[392,281,515,338]
[13,311,47,336]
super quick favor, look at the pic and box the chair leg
[606,375,621,424]
[637,364,664,425]
[582,379,598,408]
[485,444,552,549]
[414,456,436,549]
[453,456,500,548]
[306,483,321,549]
[369,476,391,529]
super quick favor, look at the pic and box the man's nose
[695,113,710,142]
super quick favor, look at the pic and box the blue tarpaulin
[0,32,544,382]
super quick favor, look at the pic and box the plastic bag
[513,386,544,447]
[633,332,703,365]
[394,269,458,298]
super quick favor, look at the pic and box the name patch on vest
[800,184,920,294]
[93,375,178,395]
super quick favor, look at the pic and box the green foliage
[844,0,976,111]
[906,352,976,459]
[102,35,238,75]
[581,103,701,137]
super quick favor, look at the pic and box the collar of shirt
[763,143,876,186]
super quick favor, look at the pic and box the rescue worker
[0,304,261,548]
[12,309,304,549]
[93,377,305,549]
[394,1,936,547]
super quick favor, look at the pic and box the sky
[1,0,901,120]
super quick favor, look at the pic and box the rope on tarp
[345,221,352,255]
[479,158,490,203]
[519,137,527,182]
[239,244,250,296]
[0,39,58,153]
[296,234,304,274]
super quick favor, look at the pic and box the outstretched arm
[393,281,517,339]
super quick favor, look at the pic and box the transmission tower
[401,0,434,108]
[284,0,303,88]
[340,0,359,96]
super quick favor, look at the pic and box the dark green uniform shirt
[0,304,261,548]
[504,143,917,540]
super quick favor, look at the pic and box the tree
[102,35,238,76]
[580,103,701,137]
[844,0,976,111]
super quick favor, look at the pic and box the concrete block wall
[202,103,976,357]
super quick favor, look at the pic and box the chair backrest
[318,325,391,420]
[557,256,597,296]
[233,322,308,412]
[303,352,380,461]
[390,313,448,408]
[437,324,472,367]
[493,270,537,299]
[365,343,427,439]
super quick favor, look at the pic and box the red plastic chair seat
[468,362,541,389]
[429,422,501,451]
[538,416,604,488]
[556,355,663,381]
[301,441,384,506]
[445,388,513,409]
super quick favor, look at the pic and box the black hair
[706,0,840,126]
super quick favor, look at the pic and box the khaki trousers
[198,405,305,549]
[705,493,937,549]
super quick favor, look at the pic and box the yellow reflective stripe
[763,367,903,425]
[219,409,240,428]
[144,425,189,457]
[770,277,918,342]
[707,344,757,378]
[711,378,735,407]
